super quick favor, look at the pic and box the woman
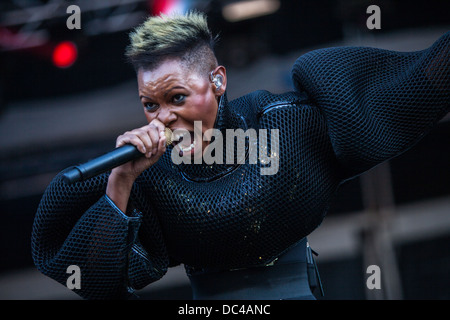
[31,12,449,300]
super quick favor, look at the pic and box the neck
[177,92,249,182]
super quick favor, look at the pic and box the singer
[31,11,449,300]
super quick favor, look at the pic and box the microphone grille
[164,127,173,146]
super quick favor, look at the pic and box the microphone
[63,128,173,184]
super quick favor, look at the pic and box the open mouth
[171,130,198,156]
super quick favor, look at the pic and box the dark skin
[106,58,227,212]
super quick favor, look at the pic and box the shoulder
[230,89,312,118]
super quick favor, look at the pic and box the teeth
[181,144,193,152]
[180,140,196,152]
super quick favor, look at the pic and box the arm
[31,117,170,299]
[31,169,169,300]
[292,31,449,178]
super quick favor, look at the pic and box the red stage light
[152,0,178,15]
[52,41,78,68]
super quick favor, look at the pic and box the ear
[210,65,227,97]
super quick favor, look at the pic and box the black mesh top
[31,31,449,299]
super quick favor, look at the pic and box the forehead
[138,59,203,90]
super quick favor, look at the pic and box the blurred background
[0,0,449,300]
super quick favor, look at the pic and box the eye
[172,94,186,104]
[144,102,159,112]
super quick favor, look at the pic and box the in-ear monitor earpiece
[210,71,223,91]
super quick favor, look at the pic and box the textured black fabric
[188,238,316,300]
[292,33,449,175]
[31,32,449,299]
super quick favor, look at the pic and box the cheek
[186,94,218,128]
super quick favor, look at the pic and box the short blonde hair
[125,11,218,75]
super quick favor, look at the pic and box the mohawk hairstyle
[125,11,218,76]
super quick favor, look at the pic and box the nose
[157,106,177,126]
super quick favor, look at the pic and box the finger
[149,119,166,135]
[157,130,167,155]
[146,125,161,154]
[148,131,167,162]
[116,131,131,148]
[117,134,147,154]
[134,128,153,155]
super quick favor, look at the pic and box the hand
[112,119,167,180]
[106,119,167,212]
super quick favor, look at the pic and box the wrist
[109,169,137,188]
[106,171,135,213]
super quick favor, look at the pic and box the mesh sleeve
[292,31,449,177]
[31,168,168,299]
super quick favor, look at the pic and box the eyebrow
[163,86,185,97]
[139,86,186,100]
[139,95,151,100]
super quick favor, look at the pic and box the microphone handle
[62,144,142,184]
